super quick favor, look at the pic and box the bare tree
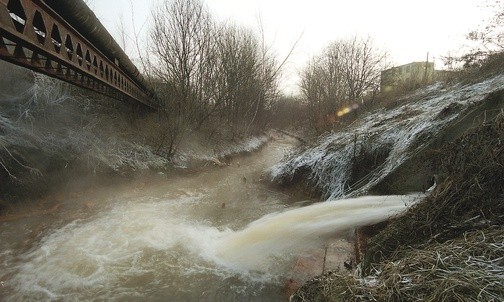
[445,1,504,70]
[300,52,346,130]
[150,0,216,120]
[197,22,281,138]
[148,0,217,156]
[146,0,283,154]
[467,1,504,51]
[214,25,259,131]
[299,36,387,131]
[340,36,386,102]
[115,14,129,53]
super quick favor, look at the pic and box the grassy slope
[291,74,504,301]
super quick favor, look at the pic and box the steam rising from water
[6,194,418,300]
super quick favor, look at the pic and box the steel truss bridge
[0,0,156,108]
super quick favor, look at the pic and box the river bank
[291,112,504,301]
[0,128,278,222]
[0,61,277,208]
[279,68,504,300]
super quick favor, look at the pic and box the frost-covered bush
[272,73,504,199]
[0,68,170,196]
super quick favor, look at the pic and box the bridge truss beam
[0,0,156,108]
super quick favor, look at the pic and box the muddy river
[0,134,413,301]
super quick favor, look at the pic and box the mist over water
[0,136,418,301]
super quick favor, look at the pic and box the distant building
[381,62,436,93]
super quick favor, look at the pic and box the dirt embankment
[291,100,504,301]
[370,89,504,195]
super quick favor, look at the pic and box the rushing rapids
[0,135,417,301]
[2,67,503,301]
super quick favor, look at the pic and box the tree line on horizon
[138,0,504,156]
[138,0,280,158]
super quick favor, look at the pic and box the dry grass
[364,228,504,302]
[292,112,504,302]
[364,112,504,266]
[292,228,504,302]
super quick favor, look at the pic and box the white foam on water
[8,196,225,300]
[6,194,419,300]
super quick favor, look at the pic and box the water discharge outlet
[212,195,420,272]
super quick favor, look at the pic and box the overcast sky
[88,0,492,94]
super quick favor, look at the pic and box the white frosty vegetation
[271,74,504,199]
[0,73,171,182]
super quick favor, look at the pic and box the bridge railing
[0,0,157,108]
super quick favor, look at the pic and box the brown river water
[0,134,415,301]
